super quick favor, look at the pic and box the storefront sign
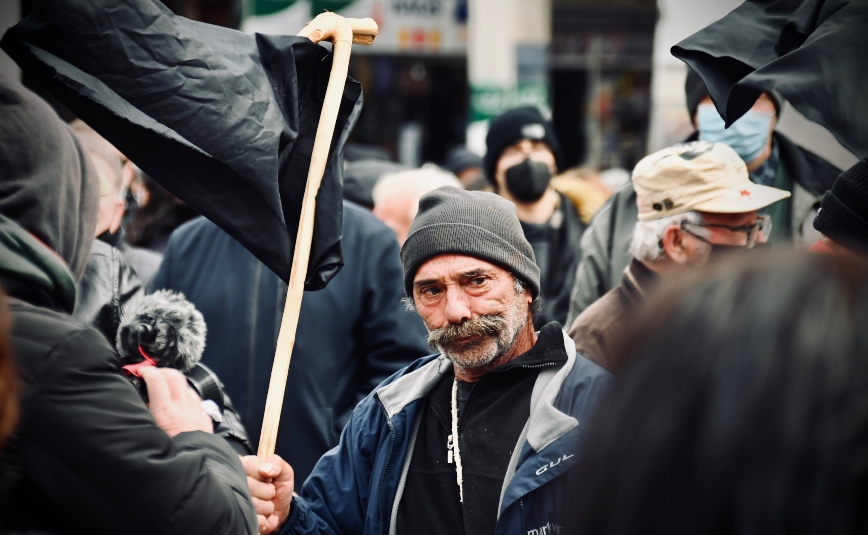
[244,0,466,55]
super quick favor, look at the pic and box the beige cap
[633,141,791,221]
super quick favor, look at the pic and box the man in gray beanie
[264,186,612,535]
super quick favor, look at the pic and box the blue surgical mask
[697,104,773,164]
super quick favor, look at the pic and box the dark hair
[0,290,18,449]
[125,174,197,252]
[568,251,868,534]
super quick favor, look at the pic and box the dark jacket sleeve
[73,240,145,343]
[566,185,637,326]
[22,324,257,534]
[342,226,428,426]
[281,395,385,535]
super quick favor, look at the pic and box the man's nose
[443,287,472,324]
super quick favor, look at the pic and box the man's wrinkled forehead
[413,254,510,287]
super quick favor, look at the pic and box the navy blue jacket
[282,331,612,535]
[151,202,429,482]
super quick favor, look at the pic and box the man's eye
[470,277,486,286]
[422,287,441,296]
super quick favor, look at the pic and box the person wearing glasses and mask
[567,141,788,374]
[484,106,586,328]
[566,68,841,326]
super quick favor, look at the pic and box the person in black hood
[484,106,586,328]
[0,76,257,534]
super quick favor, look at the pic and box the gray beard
[427,297,529,372]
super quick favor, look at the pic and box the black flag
[1,0,363,289]
[672,0,868,160]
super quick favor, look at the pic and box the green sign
[470,83,549,122]
[249,0,355,18]
[310,0,356,14]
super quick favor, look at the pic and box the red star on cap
[740,189,751,197]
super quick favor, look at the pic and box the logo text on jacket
[535,454,574,476]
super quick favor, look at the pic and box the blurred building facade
[239,0,659,171]
[5,0,854,174]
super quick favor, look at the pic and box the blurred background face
[676,210,764,266]
[373,193,416,245]
[697,210,763,246]
[92,153,125,237]
[695,93,777,168]
[494,139,557,191]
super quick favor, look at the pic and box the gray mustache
[427,314,508,350]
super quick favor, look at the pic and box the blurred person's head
[125,173,197,253]
[0,76,100,282]
[484,107,563,205]
[686,68,782,172]
[812,156,868,257]
[372,164,462,244]
[568,251,868,534]
[630,141,789,276]
[69,119,131,238]
[401,187,541,378]
[443,146,485,191]
[0,291,18,450]
[343,159,409,209]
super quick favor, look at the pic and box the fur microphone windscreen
[116,289,207,373]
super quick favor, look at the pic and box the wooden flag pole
[258,13,378,459]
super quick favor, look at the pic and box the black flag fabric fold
[1,0,363,289]
[672,0,868,160]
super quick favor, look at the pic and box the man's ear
[661,225,691,265]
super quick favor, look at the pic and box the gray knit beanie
[401,186,540,298]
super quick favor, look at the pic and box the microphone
[116,289,207,375]
[115,290,253,452]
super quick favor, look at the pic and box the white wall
[0,0,20,81]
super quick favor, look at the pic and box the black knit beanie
[813,157,868,252]
[685,67,782,119]
[401,186,540,298]
[483,106,562,183]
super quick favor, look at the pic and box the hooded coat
[0,77,256,535]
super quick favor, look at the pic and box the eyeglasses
[680,214,772,249]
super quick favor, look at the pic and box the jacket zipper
[378,402,396,535]
[488,361,560,375]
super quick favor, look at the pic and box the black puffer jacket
[1,282,256,534]
[0,77,256,535]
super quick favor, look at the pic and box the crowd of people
[1,1,868,534]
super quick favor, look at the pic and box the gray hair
[629,211,707,262]
[372,164,462,220]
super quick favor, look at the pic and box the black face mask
[504,158,551,203]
